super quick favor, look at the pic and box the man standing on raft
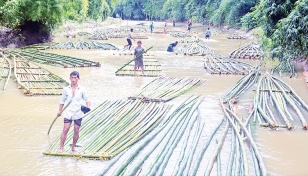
[134,41,146,75]
[57,71,91,152]
[124,28,135,50]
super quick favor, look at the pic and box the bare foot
[59,148,64,153]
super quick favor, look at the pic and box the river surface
[0,20,308,176]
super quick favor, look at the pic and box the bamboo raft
[12,54,68,96]
[96,96,267,175]
[229,43,264,59]
[113,47,154,56]
[175,42,212,56]
[133,34,149,39]
[115,57,162,77]
[227,33,247,39]
[21,43,56,50]
[170,32,191,38]
[180,36,202,43]
[253,72,308,130]
[0,52,12,90]
[50,41,119,50]
[128,76,205,102]
[203,54,255,75]
[89,31,109,40]
[44,100,171,159]
[77,31,93,36]
[271,59,296,78]
[10,50,100,68]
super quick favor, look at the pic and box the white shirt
[127,32,132,39]
[60,85,89,120]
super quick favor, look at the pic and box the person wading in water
[167,41,178,52]
[205,28,211,39]
[124,28,135,50]
[134,41,146,75]
[150,22,154,33]
[57,71,91,152]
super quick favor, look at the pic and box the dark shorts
[135,58,144,68]
[127,39,132,45]
[206,35,210,39]
[167,45,173,52]
[64,118,82,126]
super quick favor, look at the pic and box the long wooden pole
[115,46,153,73]
[47,100,72,135]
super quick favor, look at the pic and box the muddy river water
[1,21,308,176]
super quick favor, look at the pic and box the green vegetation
[0,0,307,63]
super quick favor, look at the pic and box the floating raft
[254,72,308,130]
[43,100,171,159]
[113,48,154,56]
[115,57,161,77]
[133,35,149,39]
[203,54,255,75]
[180,36,202,43]
[50,41,119,50]
[10,50,100,68]
[170,32,191,38]
[129,76,205,102]
[229,43,264,59]
[271,59,296,78]
[77,32,92,36]
[21,43,56,50]
[0,52,12,90]
[175,42,212,56]
[12,54,68,96]
[89,31,109,40]
[227,33,247,39]
[97,96,267,176]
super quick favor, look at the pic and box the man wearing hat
[57,71,91,152]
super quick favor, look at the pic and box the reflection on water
[1,20,308,175]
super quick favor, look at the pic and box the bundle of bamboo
[175,42,212,56]
[11,53,68,96]
[10,50,100,68]
[271,59,296,78]
[115,57,162,77]
[217,102,267,176]
[0,52,12,90]
[227,33,247,39]
[253,72,308,130]
[204,54,255,75]
[222,68,260,102]
[43,100,171,159]
[77,31,92,36]
[229,43,264,59]
[170,32,191,38]
[96,96,204,175]
[89,30,109,40]
[96,96,267,176]
[129,76,205,102]
[113,47,154,56]
[21,43,56,50]
[133,35,149,39]
[180,36,202,43]
[50,41,119,50]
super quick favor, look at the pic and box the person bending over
[167,41,178,52]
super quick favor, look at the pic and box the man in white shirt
[205,28,211,39]
[57,71,91,152]
[124,28,135,50]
